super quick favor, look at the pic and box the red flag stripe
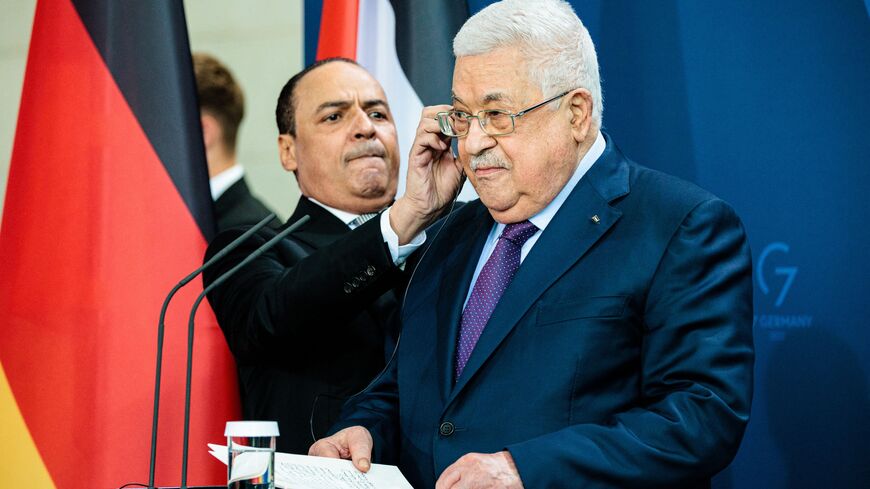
[316,0,360,60]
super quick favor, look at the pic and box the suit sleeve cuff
[380,207,425,266]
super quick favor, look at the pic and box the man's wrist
[389,196,433,245]
[381,208,425,264]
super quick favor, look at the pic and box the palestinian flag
[313,0,476,199]
[0,1,238,487]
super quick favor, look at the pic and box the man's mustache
[470,151,510,171]
[345,142,387,162]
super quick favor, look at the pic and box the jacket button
[439,421,455,437]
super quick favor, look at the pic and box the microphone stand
[180,215,309,489]
[147,213,276,489]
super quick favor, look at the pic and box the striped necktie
[349,212,378,229]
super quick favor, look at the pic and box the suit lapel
[284,196,350,249]
[434,202,493,401]
[446,138,630,406]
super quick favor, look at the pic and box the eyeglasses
[436,90,571,137]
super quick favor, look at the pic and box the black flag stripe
[71,0,215,240]
[390,0,469,105]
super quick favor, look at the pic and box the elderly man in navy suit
[310,1,754,488]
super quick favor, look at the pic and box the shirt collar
[209,164,244,200]
[306,197,359,227]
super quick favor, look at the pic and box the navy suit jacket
[206,197,404,454]
[332,135,754,488]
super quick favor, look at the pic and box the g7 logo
[756,242,798,308]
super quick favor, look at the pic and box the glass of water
[225,421,279,489]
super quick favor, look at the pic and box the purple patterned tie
[455,220,539,380]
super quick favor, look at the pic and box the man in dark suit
[193,52,276,232]
[204,58,463,454]
[310,1,754,488]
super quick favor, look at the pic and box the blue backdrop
[560,2,870,487]
[306,1,870,486]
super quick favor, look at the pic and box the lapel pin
[590,214,601,224]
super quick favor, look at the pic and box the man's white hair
[453,0,603,126]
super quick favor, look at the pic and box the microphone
[147,213,276,489]
[179,215,311,489]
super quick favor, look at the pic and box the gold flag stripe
[0,361,56,488]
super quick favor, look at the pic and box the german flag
[0,1,238,487]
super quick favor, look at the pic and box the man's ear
[567,89,594,143]
[278,134,297,172]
